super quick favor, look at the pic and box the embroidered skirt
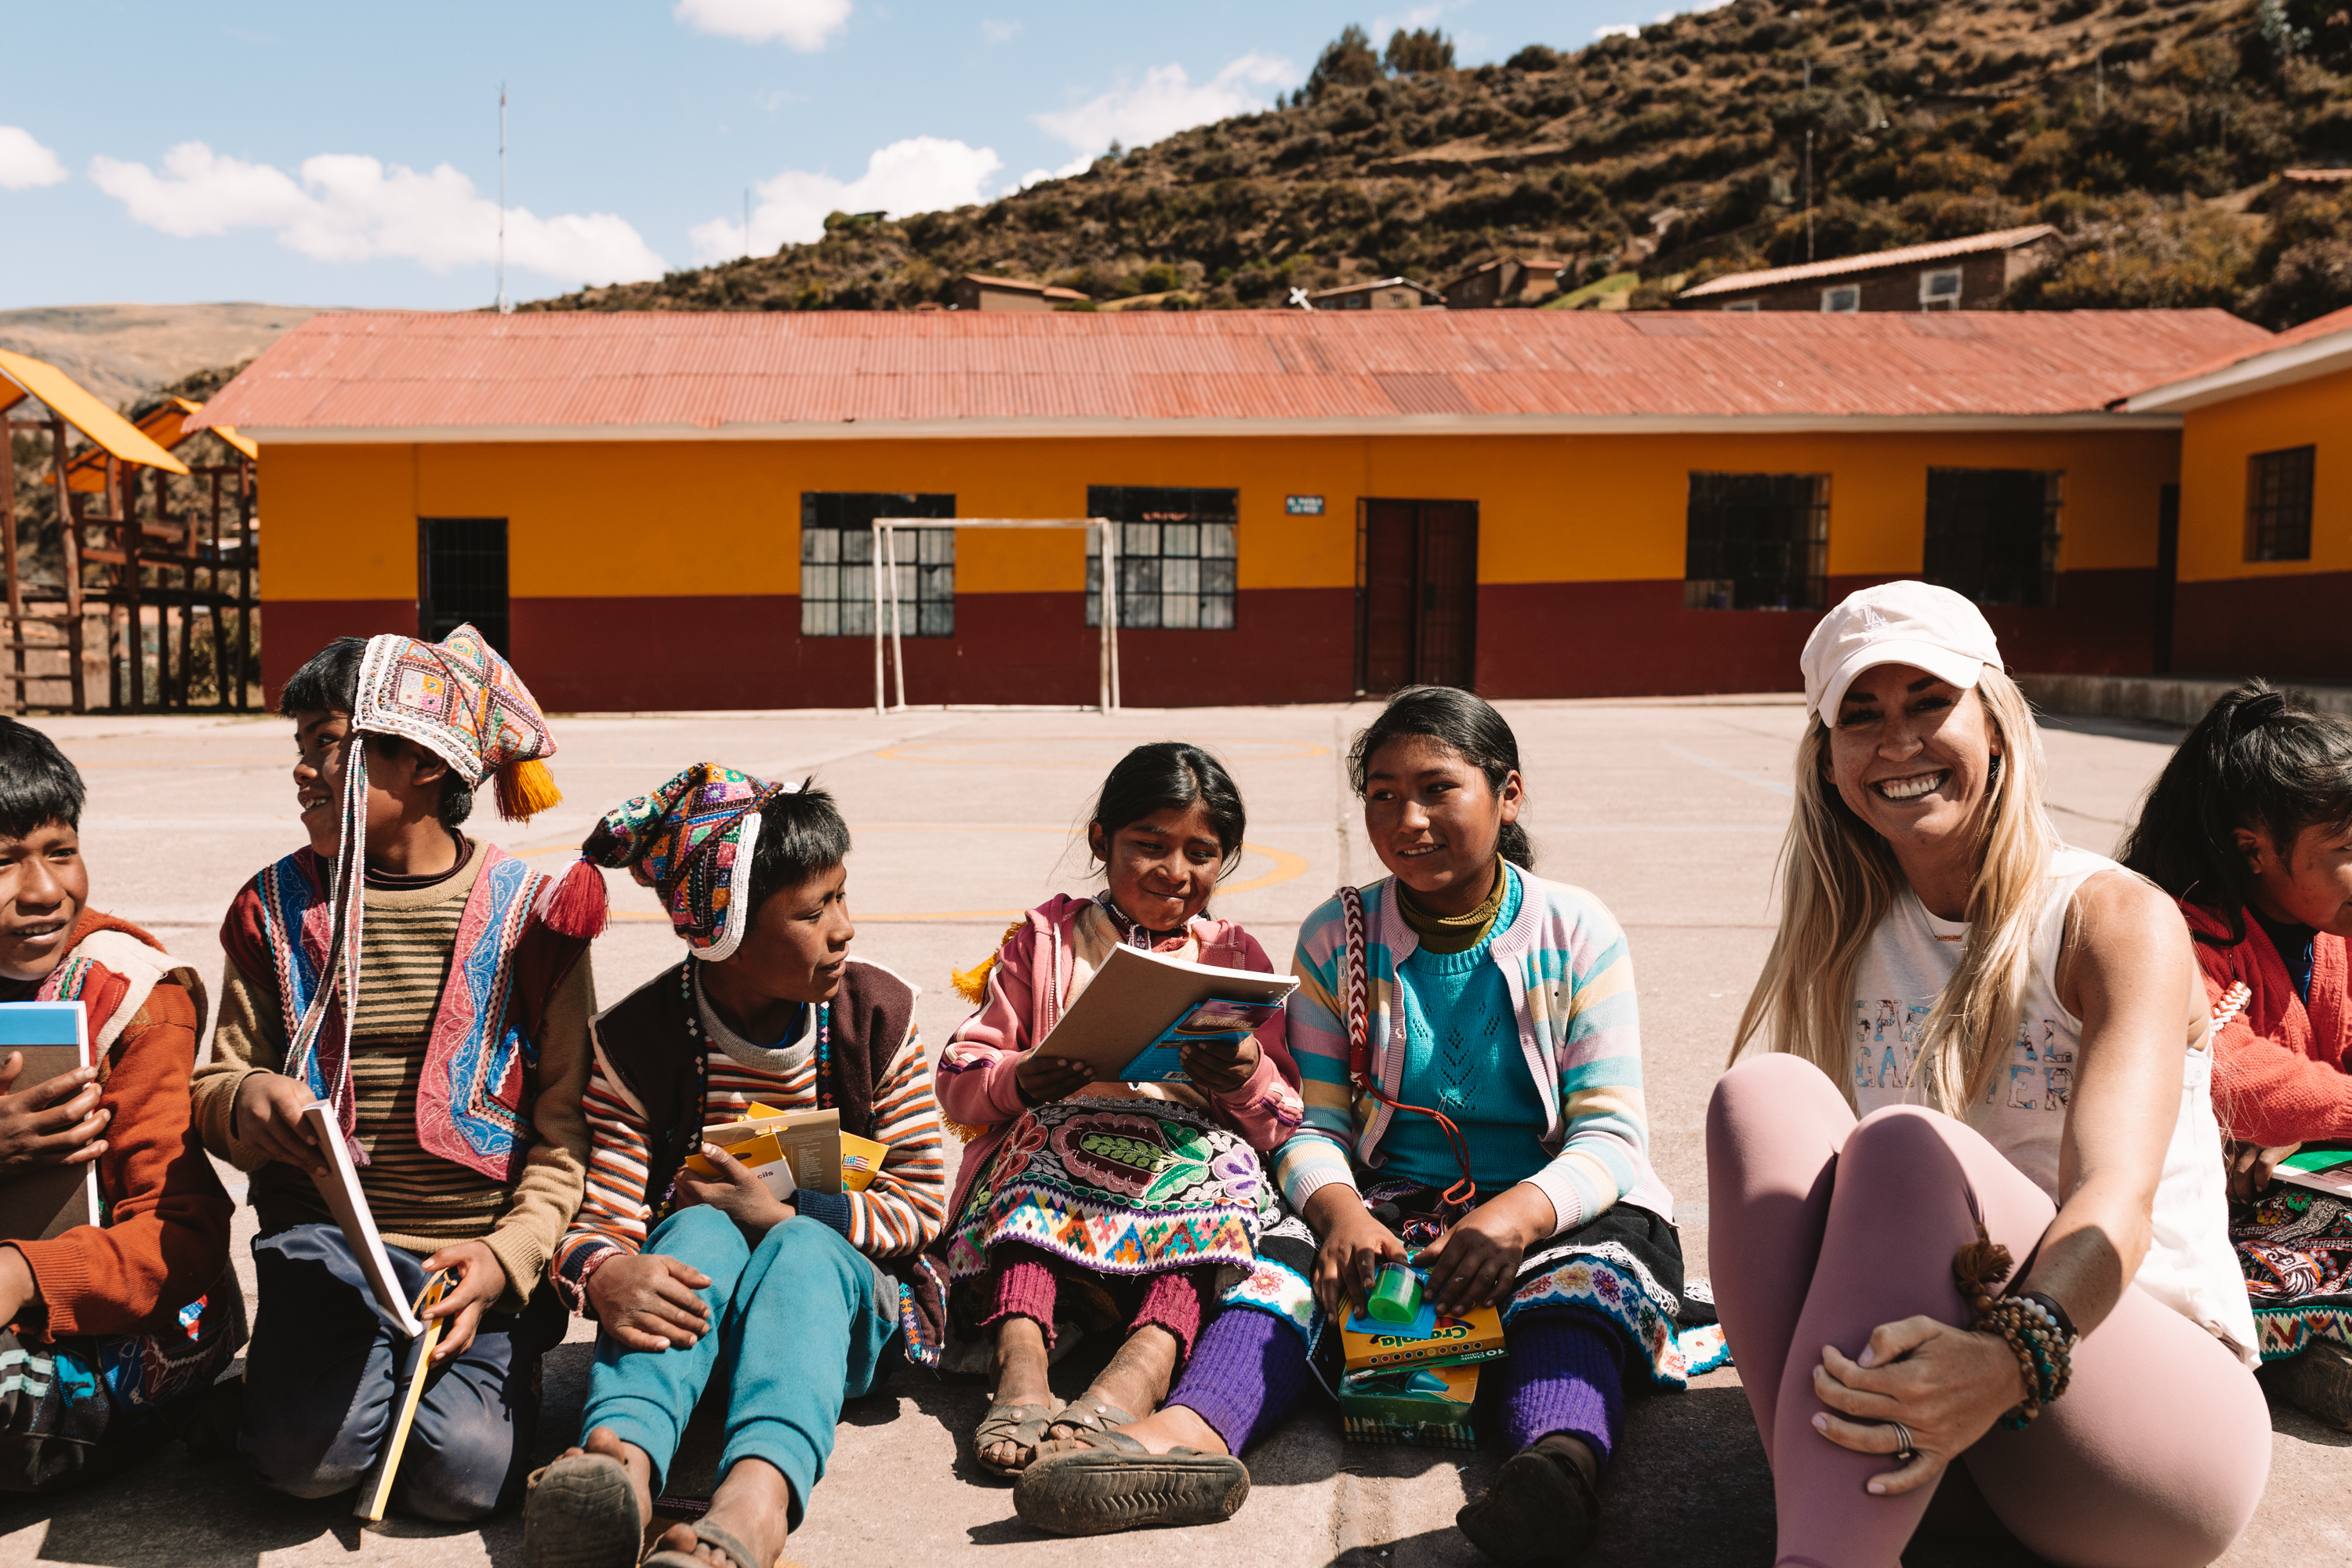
[942,1095,1278,1285]
[1356,1178,1728,1391]
[2234,1185,2352,1361]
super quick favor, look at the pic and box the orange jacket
[2183,900,2352,1149]
[6,909,232,1339]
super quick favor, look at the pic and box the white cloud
[1018,154,1097,190]
[1595,22,1640,37]
[674,0,850,49]
[0,126,69,191]
[1033,53,1299,158]
[981,17,1020,44]
[89,141,666,285]
[692,136,1004,260]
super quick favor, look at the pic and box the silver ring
[1886,1421,1916,1464]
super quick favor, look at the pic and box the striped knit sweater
[199,844,594,1303]
[1275,862,1672,1235]
[553,975,946,1308]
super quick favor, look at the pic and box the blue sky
[0,1,1655,311]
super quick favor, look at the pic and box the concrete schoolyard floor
[3,698,2347,1568]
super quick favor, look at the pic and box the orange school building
[200,308,2274,711]
[2124,305,2352,683]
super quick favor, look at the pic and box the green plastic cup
[1367,1261,1425,1324]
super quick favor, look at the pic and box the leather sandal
[1042,1392,1138,1443]
[972,1398,1062,1478]
[522,1452,646,1568]
[1013,1427,1251,1537]
[643,1520,765,1568]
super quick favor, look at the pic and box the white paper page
[302,1102,426,1338]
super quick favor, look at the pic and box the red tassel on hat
[541,857,609,940]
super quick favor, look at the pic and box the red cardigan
[2183,900,2352,1148]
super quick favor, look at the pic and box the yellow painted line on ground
[534,829,1308,924]
[872,735,1330,765]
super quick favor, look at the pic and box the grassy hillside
[523,2,2352,328]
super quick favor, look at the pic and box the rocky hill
[0,303,321,410]
[522,2,2352,327]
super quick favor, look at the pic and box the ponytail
[2119,681,2352,946]
[1346,686,1534,871]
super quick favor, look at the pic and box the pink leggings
[1706,1054,2269,1568]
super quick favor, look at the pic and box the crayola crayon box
[1338,1361,1483,1449]
[1340,1296,1506,1373]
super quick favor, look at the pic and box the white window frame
[1820,285,1860,314]
[1720,299,1760,312]
[1920,267,1963,310]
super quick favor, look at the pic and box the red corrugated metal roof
[188,306,2270,436]
[2117,304,2352,410]
[1677,226,2059,300]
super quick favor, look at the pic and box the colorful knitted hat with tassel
[580,762,795,963]
[351,625,563,821]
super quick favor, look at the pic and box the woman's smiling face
[1826,662,2003,860]
[1362,735,1521,909]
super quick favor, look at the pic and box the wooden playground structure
[0,349,257,713]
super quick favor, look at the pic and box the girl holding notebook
[933,742,1305,1477]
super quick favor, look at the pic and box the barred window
[1085,486,1237,630]
[2246,446,2315,563]
[419,517,509,652]
[1682,473,1829,611]
[1924,468,2062,608]
[800,493,954,637]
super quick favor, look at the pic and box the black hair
[1087,743,1247,878]
[279,636,474,830]
[2118,680,2352,946]
[745,779,854,928]
[1347,685,1534,870]
[0,719,85,840]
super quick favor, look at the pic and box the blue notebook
[0,1000,96,1243]
[1117,996,1286,1083]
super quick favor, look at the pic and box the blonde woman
[1707,583,2269,1568]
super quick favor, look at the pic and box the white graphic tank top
[1852,845,2257,1363]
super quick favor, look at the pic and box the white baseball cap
[1801,581,2004,720]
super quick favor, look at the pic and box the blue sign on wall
[1286,495,1326,515]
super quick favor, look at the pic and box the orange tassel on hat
[496,757,562,822]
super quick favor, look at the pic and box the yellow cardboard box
[1339,1298,1507,1373]
[683,1103,887,1195]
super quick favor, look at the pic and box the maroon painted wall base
[2173,574,2352,684]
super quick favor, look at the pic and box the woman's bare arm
[2028,869,2201,1336]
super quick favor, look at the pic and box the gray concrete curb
[2019,672,2352,728]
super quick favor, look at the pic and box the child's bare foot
[1086,1402,1230,1456]
[978,1316,1057,1472]
[652,1456,791,1567]
[1046,1324,1180,1441]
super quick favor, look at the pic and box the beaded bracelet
[1951,1225,2078,1430]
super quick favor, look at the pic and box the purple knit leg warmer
[1496,1308,1631,1465]
[1163,1305,1314,1456]
[978,1243,1060,1348]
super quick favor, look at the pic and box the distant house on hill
[1674,225,2061,314]
[951,274,1091,311]
[1443,256,1570,309]
[1305,277,1445,310]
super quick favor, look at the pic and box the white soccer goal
[869,517,1122,715]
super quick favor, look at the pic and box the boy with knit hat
[524,764,946,1568]
[0,718,241,1492]
[193,627,604,1520]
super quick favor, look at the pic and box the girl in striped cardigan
[1015,689,1719,1563]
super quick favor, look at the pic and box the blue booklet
[0,1000,95,1243]
[1117,996,1286,1083]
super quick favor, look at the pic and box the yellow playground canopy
[0,348,191,477]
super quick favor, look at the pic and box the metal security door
[1356,499,1479,693]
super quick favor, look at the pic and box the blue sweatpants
[581,1207,901,1530]
[238,1222,566,1521]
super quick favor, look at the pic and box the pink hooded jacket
[935,893,1305,1224]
